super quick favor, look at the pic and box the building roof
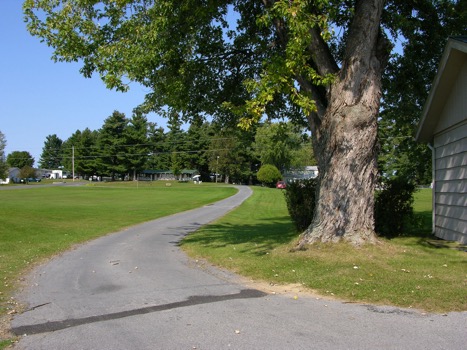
[142,169,198,175]
[451,36,467,44]
[416,37,467,142]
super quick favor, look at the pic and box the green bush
[375,177,417,237]
[283,175,417,237]
[283,178,318,232]
[257,164,282,187]
[19,165,37,179]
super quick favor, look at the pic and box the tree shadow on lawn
[184,210,466,254]
[181,216,298,256]
[378,210,433,241]
[405,211,433,238]
[390,211,467,252]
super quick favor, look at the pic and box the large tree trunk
[297,0,389,247]
[300,85,380,246]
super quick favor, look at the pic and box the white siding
[416,39,467,244]
[432,58,467,244]
[435,192,466,207]
[433,122,467,244]
[434,61,467,133]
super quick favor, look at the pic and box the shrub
[257,164,282,187]
[19,165,37,179]
[283,175,418,237]
[374,177,417,238]
[284,178,318,232]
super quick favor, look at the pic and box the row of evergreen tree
[38,110,315,183]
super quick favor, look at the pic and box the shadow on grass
[376,210,433,240]
[180,216,298,256]
[405,211,433,238]
[387,211,467,252]
[184,211,439,253]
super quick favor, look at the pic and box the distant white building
[36,168,53,179]
[50,170,69,179]
[283,166,319,182]
[8,167,20,178]
[2,168,21,184]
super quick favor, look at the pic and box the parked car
[27,177,41,182]
[276,181,286,189]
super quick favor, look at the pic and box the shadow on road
[12,289,266,336]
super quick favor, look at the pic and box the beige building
[416,37,467,244]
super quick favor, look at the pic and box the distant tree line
[0,131,37,180]
[37,111,316,183]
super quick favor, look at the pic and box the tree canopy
[253,122,311,172]
[40,134,63,169]
[379,0,466,184]
[23,0,466,245]
[6,151,34,169]
[257,164,282,187]
[36,110,306,184]
[22,0,465,137]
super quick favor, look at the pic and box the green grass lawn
[181,187,467,313]
[1,184,465,347]
[0,182,236,318]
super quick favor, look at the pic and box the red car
[276,181,286,189]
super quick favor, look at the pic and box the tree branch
[307,26,339,76]
[300,26,340,126]
[193,48,258,63]
[295,75,325,131]
[342,0,385,80]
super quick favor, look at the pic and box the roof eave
[416,38,467,143]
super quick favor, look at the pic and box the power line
[60,148,233,160]
[59,137,238,151]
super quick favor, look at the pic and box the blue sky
[1,1,166,166]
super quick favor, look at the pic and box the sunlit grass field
[0,182,236,317]
[0,183,465,348]
[181,188,467,313]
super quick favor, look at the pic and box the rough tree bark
[296,0,390,247]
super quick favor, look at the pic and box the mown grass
[181,187,467,313]
[1,184,465,347]
[0,182,236,327]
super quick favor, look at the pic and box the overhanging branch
[308,26,339,76]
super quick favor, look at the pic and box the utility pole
[72,146,75,181]
[216,156,219,183]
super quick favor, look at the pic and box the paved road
[11,186,467,349]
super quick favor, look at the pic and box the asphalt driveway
[11,185,467,349]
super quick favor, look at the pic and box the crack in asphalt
[12,289,267,336]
